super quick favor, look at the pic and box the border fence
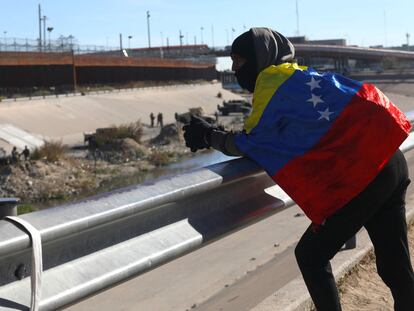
[0,37,117,54]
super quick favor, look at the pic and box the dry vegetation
[0,120,195,213]
[31,141,67,162]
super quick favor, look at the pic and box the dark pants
[295,149,414,311]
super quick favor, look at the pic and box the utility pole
[200,26,204,44]
[146,11,151,48]
[295,0,300,36]
[38,4,42,51]
[407,33,411,50]
[119,33,123,50]
[43,16,47,48]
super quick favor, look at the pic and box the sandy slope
[0,83,241,150]
[340,222,414,311]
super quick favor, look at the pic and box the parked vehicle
[174,107,216,125]
[217,99,251,116]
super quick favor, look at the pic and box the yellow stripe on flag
[244,63,308,134]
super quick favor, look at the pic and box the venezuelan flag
[234,63,411,224]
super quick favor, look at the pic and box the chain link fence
[0,37,117,54]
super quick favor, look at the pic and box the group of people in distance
[11,146,30,163]
[149,112,163,128]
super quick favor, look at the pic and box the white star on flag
[306,77,321,91]
[307,94,324,108]
[318,108,334,121]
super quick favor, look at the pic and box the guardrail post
[0,198,19,219]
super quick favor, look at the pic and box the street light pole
[146,11,151,48]
[43,16,47,48]
[200,26,204,44]
[128,35,132,49]
[47,27,53,51]
[38,4,42,51]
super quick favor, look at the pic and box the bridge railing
[0,114,413,310]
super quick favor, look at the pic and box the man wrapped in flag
[183,28,414,310]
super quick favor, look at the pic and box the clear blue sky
[1,0,412,48]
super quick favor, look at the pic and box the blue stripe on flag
[235,69,362,176]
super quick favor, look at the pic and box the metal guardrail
[0,115,414,310]
[0,158,284,310]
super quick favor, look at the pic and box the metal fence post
[0,198,19,219]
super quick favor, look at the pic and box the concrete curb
[251,197,414,311]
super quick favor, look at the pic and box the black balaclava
[231,31,257,92]
[231,28,295,92]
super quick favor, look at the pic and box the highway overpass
[213,44,414,60]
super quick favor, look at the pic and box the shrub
[93,121,143,148]
[116,121,143,143]
[17,204,34,215]
[148,150,172,166]
[31,140,66,162]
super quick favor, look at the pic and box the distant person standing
[11,146,19,163]
[157,112,163,128]
[150,112,155,128]
[22,146,30,161]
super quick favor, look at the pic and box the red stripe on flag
[274,83,411,224]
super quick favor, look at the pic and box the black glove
[183,115,213,153]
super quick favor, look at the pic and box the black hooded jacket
[211,28,295,155]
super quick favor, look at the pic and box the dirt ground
[339,222,414,310]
